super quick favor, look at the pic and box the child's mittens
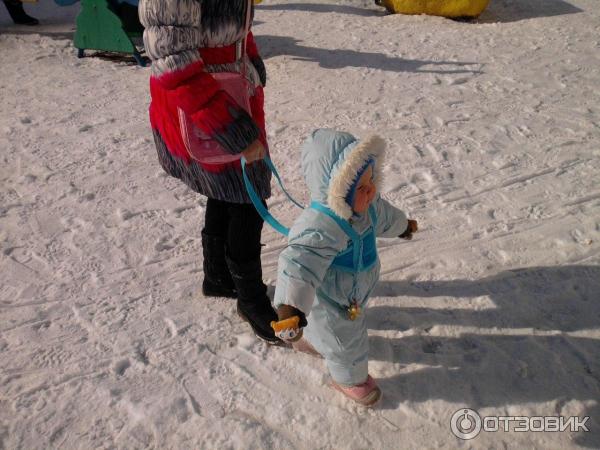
[399,219,418,240]
[271,304,307,342]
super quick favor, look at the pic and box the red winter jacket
[140,0,271,202]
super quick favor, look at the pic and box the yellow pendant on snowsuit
[381,0,490,18]
[348,302,361,321]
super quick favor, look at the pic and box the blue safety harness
[310,202,378,273]
[242,157,378,274]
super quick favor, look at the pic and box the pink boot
[331,375,382,407]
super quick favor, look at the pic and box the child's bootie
[291,337,321,358]
[331,375,382,407]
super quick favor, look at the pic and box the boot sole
[236,305,283,345]
[202,287,237,299]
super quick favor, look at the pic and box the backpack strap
[240,0,252,77]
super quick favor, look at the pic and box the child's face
[352,166,376,214]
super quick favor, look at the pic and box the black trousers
[203,198,264,264]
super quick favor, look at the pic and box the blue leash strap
[241,156,304,236]
[264,157,304,209]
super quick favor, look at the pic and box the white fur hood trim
[327,135,386,220]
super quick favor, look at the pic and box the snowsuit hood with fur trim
[300,129,385,219]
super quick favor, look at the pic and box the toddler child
[271,129,418,407]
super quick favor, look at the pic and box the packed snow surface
[1,0,599,448]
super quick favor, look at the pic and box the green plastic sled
[73,0,146,66]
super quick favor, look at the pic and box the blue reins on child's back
[241,157,378,274]
[311,202,378,273]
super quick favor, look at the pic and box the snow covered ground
[1,0,600,448]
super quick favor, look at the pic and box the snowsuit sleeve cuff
[374,196,409,238]
[274,276,316,316]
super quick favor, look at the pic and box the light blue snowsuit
[273,129,408,385]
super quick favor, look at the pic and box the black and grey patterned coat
[139,0,271,203]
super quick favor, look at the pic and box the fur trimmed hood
[300,129,385,219]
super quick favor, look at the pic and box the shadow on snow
[367,265,600,447]
[257,35,483,75]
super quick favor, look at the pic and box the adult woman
[139,0,278,344]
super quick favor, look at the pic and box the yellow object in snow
[382,0,490,18]
[254,0,262,4]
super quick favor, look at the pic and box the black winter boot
[201,231,237,299]
[226,256,281,344]
[3,0,38,25]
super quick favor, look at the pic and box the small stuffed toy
[271,305,307,342]
[271,316,301,341]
